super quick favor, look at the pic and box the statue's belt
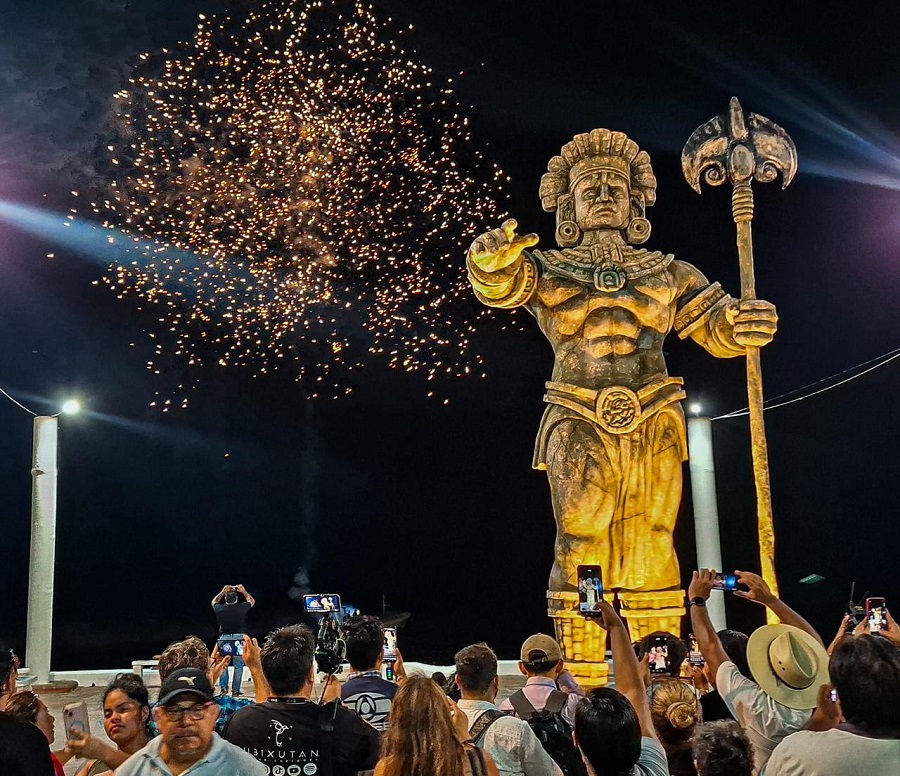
[544,378,686,435]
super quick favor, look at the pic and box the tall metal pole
[25,416,59,684]
[687,416,727,631]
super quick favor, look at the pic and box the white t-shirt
[765,728,900,776]
[716,661,811,774]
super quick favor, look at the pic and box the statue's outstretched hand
[468,218,538,273]
[726,299,778,348]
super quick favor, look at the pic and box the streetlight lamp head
[61,399,81,415]
[689,402,702,416]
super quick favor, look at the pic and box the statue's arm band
[469,256,538,308]
[674,282,728,339]
[466,251,523,285]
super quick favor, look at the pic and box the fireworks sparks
[79,0,507,401]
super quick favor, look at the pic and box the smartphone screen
[217,637,244,658]
[688,634,705,667]
[384,664,395,681]
[577,565,603,615]
[649,636,670,675]
[867,598,887,632]
[63,701,91,739]
[383,627,398,662]
[712,573,738,591]
[303,593,342,613]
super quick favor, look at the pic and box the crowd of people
[2,569,899,775]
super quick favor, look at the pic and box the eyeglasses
[162,702,211,722]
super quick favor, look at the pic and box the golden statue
[467,128,778,682]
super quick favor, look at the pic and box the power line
[713,346,900,420]
[0,386,38,417]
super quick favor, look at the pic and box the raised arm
[211,585,230,607]
[588,599,657,741]
[243,635,271,702]
[466,218,539,309]
[66,730,130,770]
[735,571,824,646]
[688,569,731,679]
[235,584,256,607]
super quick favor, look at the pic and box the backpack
[508,689,587,776]
[468,708,506,744]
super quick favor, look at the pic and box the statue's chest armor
[535,273,676,337]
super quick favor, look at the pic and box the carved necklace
[535,244,673,293]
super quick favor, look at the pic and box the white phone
[63,701,91,739]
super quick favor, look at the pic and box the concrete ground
[37,670,528,775]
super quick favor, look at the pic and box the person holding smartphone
[687,569,828,773]
[211,583,255,697]
[576,600,669,776]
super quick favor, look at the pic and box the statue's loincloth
[533,377,687,469]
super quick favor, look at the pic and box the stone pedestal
[548,588,685,686]
[618,590,686,640]
[547,591,609,687]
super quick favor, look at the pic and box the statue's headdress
[539,129,656,246]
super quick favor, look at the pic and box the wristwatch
[687,597,706,607]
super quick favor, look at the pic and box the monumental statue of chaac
[466,127,779,683]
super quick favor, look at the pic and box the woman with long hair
[68,672,152,776]
[648,679,701,776]
[375,675,500,776]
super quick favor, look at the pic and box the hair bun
[666,701,698,729]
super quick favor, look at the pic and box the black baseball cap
[157,668,215,706]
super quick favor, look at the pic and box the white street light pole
[25,416,60,684]
[0,393,84,686]
[687,413,727,631]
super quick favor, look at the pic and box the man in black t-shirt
[223,624,380,776]
[211,583,255,696]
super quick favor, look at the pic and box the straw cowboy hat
[746,624,830,710]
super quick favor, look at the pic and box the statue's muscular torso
[528,256,708,390]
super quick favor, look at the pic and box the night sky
[2,0,900,670]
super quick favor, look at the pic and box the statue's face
[572,171,631,231]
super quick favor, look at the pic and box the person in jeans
[211,584,255,697]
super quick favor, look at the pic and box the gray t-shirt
[633,737,669,776]
[116,732,266,775]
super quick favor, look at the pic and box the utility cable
[714,346,900,420]
[0,385,38,416]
